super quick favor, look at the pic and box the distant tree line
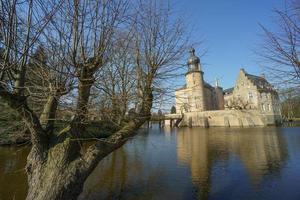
[279,88,300,119]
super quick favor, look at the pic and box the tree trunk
[72,66,95,130]
[25,142,87,200]
[25,92,152,200]
[26,165,84,200]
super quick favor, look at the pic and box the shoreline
[0,133,30,146]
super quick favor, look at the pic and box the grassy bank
[0,120,119,145]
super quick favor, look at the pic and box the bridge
[149,113,183,127]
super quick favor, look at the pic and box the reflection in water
[0,146,29,200]
[1,126,300,200]
[176,127,288,199]
[79,128,173,200]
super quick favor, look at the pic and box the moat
[1,126,300,200]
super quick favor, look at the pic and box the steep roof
[204,81,214,90]
[245,72,275,92]
[176,82,215,91]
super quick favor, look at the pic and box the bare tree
[95,31,136,126]
[279,87,300,119]
[259,0,300,90]
[0,0,190,199]
[132,0,189,113]
[225,97,250,110]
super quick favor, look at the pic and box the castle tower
[186,48,206,111]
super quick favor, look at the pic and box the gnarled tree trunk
[25,111,151,200]
[25,143,84,200]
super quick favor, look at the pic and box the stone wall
[215,86,224,110]
[175,88,189,113]
[179,110,281,127]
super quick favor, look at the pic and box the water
[1,126,300,200]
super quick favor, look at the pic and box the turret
[185,48,206,111]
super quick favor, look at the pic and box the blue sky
[173,0,286,89]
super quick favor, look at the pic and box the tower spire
[189,47,195,55]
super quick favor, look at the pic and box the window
[248,92,253,99]
[248,92,253,103]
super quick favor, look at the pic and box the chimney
[261,73,265,79]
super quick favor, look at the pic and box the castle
[174,48,282,127]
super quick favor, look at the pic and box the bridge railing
[150,113,182,121]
